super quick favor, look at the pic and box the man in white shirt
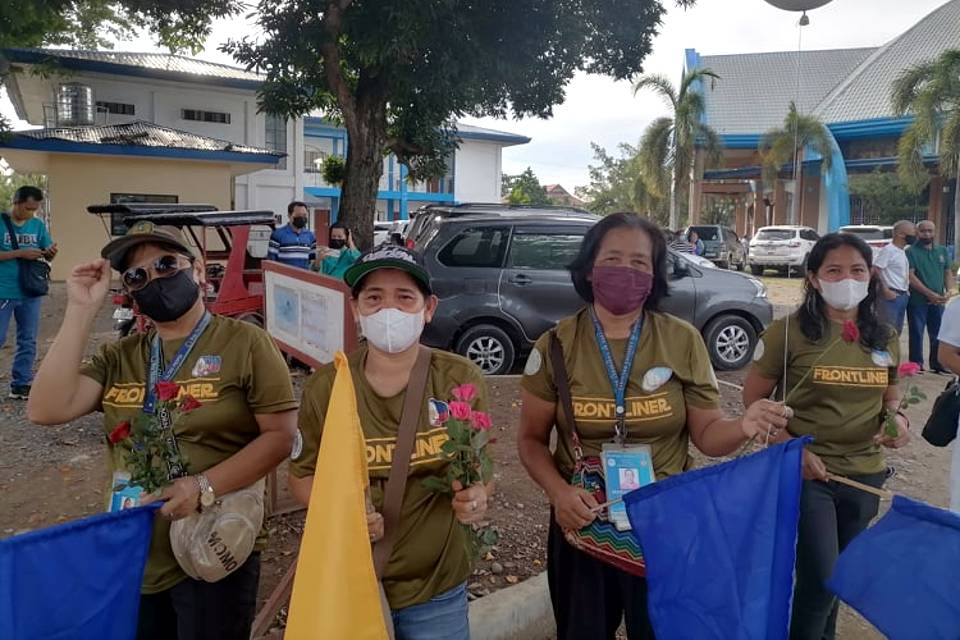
[873,220,916,333]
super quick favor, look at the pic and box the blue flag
[0,505,157,640]
[624,438,806,640]
[827,495,960,639]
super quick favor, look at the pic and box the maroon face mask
[591,266,653,316]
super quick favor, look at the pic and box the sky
[0,0,951,192]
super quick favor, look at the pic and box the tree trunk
[790,148,803,226]
[953,160,960,253]
[339,96,387,251]
[669,168,680,230]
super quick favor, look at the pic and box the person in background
[28,222,297,640]
[291,245,491,639]
[0,186,57,399]
[518,212,788,640]
[667,230,693,254]
[688,229,705,256]
[873,220,915,334]
[318,222,361,280]
[936,299,960,513]
[268,201,317,270]
[906,220,953,373]
[743,232,908,640]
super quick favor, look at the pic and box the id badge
[601,443,656,531]
[108,471,144,513]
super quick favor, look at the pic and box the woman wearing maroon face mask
[517,213,787,640]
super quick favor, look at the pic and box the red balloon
[764,0,834,10]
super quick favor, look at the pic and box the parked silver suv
[416,205,773,375]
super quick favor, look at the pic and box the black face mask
[329,238,346,250]
[905,235,917,245]
[132,270,200,323]
[918,236,934,246]
[291,217,307,229]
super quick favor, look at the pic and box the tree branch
[320,0,356,126]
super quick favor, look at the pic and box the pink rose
[451,383,477,403]
[179,395,202,413]
[898,362,921,377]
[470,411,493,431]
[155,381,181,402]
[108,420,131,444]
[841,320,860,343]
[449,401,472,421]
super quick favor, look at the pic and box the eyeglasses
[122,254,193,292]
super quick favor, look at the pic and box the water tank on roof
[55,83,95,127]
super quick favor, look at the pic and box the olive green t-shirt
[907,244,950,306]
[521,308,721,479]
[752,316,898,476]
[290,347,488,610]
[80,315,298,594]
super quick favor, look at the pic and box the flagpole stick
[826,473,894,500]
[591,497,623,513]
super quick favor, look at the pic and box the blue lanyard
[143,311,212,415]
[590,306,643,442]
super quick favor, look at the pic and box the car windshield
[689,226,720,241]
[756,229,796,241]
[842,227,886,240]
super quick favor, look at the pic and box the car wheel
[750,264,764,276]
[455,325,516,376]
[777,266,789,277]
[703,315,757,371]
[736,255,745,271]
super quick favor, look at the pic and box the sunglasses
[122,254,193,292]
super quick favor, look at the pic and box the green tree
[0,171,47,208]
[758,101,833,225]
[577,142,668,223]
[505,168,549,206]
[225,0,697,247]
[848,169,924,224]
[892,48,960,245]
[633,67,723,230]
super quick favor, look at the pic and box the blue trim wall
[304,186,454,204]
[0,136,282,164]
[303,117,529,145]
[3,49,263,91]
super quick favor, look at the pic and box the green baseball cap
[344,244,432,294]
[101,220,194,271]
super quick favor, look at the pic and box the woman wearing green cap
[290,245,493,640]
[28,225,298,640]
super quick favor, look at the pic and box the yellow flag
[285,352,389,640]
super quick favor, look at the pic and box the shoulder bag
[549,332,646,577]
[1,213,49,297]
[921,376,960,447]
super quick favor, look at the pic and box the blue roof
[3,48,263,90]
[0,121,283,164]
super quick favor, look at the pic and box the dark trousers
[136,553,260,640]
[907,302,944,370]
[789,474,884,640]
[547,518,654,640]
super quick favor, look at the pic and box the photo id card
[602,444,655,531]
[109,471,144,513]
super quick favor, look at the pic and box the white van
[748,225,820,276]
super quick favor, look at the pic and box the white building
[2,48,530,222]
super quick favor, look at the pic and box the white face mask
[359,307,425,354]
[817,278,869,311]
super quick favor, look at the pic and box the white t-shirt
[938,299,960,348]
[874,243,910,292]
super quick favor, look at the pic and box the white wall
[454,140,502,203]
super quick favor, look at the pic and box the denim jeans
[880,292,908,334]
[789,473,885,640]
[0,297,42,388]
[907,302,945,369]
[391,582,470,640]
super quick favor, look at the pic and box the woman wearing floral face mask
[743,232,909,640]
[518,212,788,639]
[289,245,492,640]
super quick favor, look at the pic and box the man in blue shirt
[268,201,316,269]
[0,186,57,399]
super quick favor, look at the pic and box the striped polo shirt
[268,224,317,269]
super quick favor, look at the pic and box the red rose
[155,381,181,402]
[841,320,860,343]
[898,362,922,377]
[470,411,493,431]
[449,401,472,421]
[179,395,202,413]
[108,420,132,444]
[451,383,477,403]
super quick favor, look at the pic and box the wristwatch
[195,474,216,510]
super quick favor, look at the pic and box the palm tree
[758,102,833,225]
[892,49,960,247]
[634,69,723,229]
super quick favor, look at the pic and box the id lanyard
[589,307,643,444]
[143,311,211,478]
